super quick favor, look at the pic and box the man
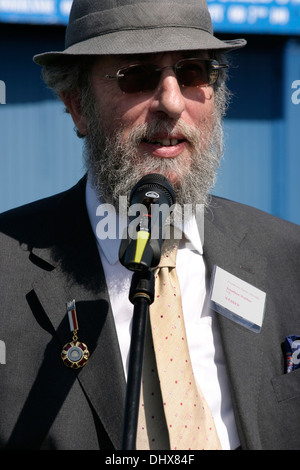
[1,0,300,451]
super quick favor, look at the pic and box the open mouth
[142,138,185,147]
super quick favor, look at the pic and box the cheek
[99,96,147,140]
[90,79,125,135]
[186,88,215,125]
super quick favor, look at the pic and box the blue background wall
[0,24,84,213]
[0,23,300,224]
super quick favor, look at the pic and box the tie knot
[157,239,179,268]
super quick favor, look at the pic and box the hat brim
[33,28,246,65]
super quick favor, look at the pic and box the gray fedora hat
[34,0,246,65]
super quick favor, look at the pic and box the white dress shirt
[85,177,240,450]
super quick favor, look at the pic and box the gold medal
[61,300,90,369]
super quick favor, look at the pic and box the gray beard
[83,85,226,211]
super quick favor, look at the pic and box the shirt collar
[85,175,203,266]
[176,212,203,255]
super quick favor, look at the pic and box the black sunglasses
[102,58,228,94]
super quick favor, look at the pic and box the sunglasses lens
[116,60,219,93]
[177,60,211,87]
[118,64,160,93]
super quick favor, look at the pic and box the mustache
[125,119,201,148]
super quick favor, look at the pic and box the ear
[60,89,87,136]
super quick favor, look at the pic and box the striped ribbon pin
[67,299,79,333]
[61,299,90,369]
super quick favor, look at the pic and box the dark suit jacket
[1,176,300,450]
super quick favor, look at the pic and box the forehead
[91,50,210,71]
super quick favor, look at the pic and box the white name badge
[210,266,266,333]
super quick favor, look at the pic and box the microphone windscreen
[129,173,176,207]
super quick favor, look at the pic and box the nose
[150,68,186,120]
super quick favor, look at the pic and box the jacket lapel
[29,178,126,449]
[203,210,267,449]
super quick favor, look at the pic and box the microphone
[119,173,176,272]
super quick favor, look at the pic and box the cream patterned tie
[136,239,221,450]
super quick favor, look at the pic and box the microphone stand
[119,173,176,449]
[121,269,154,450]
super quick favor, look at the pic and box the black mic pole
[121,270,154,450]
[120,174,176,450]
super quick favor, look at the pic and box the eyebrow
[144,51,205,58]
[123,53,163,63]
[120,50,209,65]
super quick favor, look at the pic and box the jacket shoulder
[208,195,300,248]
[0,177,87,248]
